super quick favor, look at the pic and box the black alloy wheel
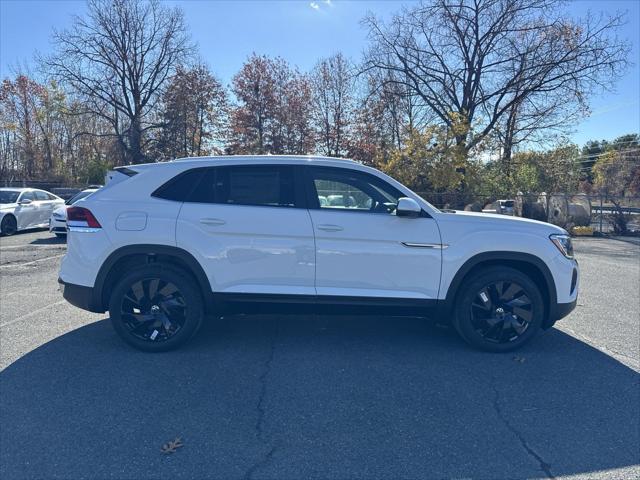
[120,278,187,342]
[453,266,544,352]
[470,281,532,344]
[109,264,204,352]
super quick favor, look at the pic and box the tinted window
[309,167,402,214]
[34,191,49,201]
[189,169,217,203]
[0,191,19,204]
[152,168,206,202]
[191,166,296,208]
[20,191,35,201]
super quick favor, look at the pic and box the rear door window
[20,191,35,202]
[190,165,299,208]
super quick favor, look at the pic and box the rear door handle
[316,224,343,232]
[199,218,226,226]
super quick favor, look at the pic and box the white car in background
[0,188,65,236]
[49,188,100,237]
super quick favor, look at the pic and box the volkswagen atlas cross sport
[58,156,578,352]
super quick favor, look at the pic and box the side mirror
[396,197,421,218]
[19,199,33,205]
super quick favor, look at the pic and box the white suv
[58,156,578,352]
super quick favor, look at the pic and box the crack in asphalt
[491,380,555,479]
[255,329,277,442]
[243,446,278,480]
[244,322,279,480]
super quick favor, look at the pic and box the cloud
[309,2,320,10]
[324,0,333,5]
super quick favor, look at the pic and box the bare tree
[311,53,355,157]
[43,0,192,164]
[363,0,630,159]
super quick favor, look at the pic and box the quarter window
[153,168,206,202]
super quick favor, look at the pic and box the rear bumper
[58,278,103,313]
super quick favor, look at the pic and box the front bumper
[58,277,103,313]
[552,298,577,321]
[542,255,579,328]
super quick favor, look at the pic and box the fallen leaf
[161,437,183,455]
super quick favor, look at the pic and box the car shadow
[30,235,66,245]
[0,227,48,238]
[1,315,638,479]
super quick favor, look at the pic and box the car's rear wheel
[453,266,544,352]
[108,264,204,352]
[1,215,17,236]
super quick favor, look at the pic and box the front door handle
[401,242,448,249]
[316,224,343,232]
[200,218,226,226]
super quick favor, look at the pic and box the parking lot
[1,230,638,480]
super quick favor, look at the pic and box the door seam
[305,208,318,296]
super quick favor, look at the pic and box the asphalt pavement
[1,229,638,480]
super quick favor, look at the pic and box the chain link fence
[1,179,98,200]
[415,191,640,235]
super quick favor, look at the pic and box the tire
[453,266,544,352]
[1,215,17,236]
[108,264,204,352]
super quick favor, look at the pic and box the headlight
[53,213,65,220]
[550,234,574,258]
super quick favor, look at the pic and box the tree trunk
[129,115,144,164]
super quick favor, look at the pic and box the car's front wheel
[1,215,17,236]
[108,264,204,352]
[453,266,544,352]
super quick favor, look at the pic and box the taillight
[67,206,102,230]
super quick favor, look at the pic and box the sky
[1,0,638,147]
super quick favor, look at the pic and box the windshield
[65,190,95,205]
[0,191,20,204]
